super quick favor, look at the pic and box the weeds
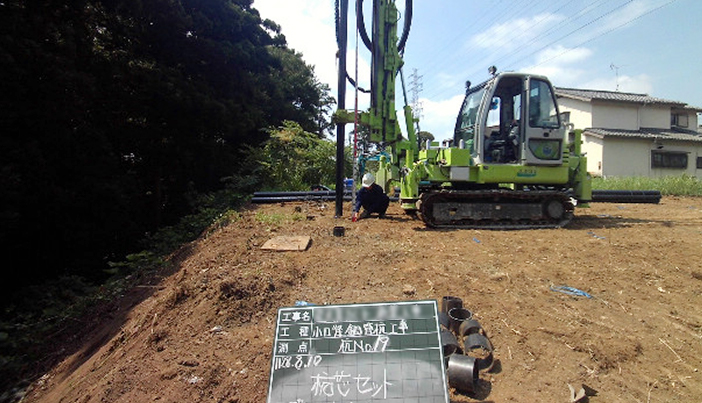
[254,211,305,225]
[592,174,702,196]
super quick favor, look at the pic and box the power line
[522,0,678,70]
[419,0,614,100]
[502,0,634,71]
[420,0,675,102]
[487,0,609,72]
[412,0,535,80]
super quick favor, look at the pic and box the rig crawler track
[419,189,575,229]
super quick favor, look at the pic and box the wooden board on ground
[261,236,311,251]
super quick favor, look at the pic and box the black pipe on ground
[251,196,352,204]
[253,191,342,197]
[250,191,398,204]
[590,190,661,204]
[251,190,660,204]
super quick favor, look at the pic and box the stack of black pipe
[251,190,349,204]
[250,189,661,205]
[590,190,661,204]
[250,190,399,204]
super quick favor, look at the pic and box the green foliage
[0,0,332,289]
[592,174,702,196]
[0,0,337,391]
[418,131,435,143]
[252,121,342,190]
[0,275,103,391]
[266,47,336,136]
[254,211,305,226]
[0,184,250,393]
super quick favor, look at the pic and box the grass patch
[592,174,702,196]
[254,211,305,226]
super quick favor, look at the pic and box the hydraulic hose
[397,0,412,53]
[335,0,341,46]
[356,0,412,53]
[356,0,372,51]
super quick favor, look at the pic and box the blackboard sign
[267,300,449,403]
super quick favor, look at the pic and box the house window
[560,111,571,124]
[651,151,688,169]
[697,156,702,169]
[671,113,689,128]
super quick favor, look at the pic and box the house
[554,87,702,178]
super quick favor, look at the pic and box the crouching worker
[352,173,390,221]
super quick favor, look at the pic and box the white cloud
[417,94,464,141]
[535,45,593,66]
[254,0,379,110]
[254,0,338,89]
[588,0,658,39]
[518,45,593,88]
[519,42,652,95]
[583,74,653,94]
[470,13,565,51]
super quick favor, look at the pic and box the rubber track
[419,189,575,230]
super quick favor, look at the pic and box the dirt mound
[23,197,702,402]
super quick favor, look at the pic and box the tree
[265,47,336,136]
[0,0,334,290]
[253,121,342,190]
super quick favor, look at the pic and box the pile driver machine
[332,0,658,229]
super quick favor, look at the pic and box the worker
[352,173,390,221]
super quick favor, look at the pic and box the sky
[253,0,702,141]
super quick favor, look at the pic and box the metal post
[335,0,348,217]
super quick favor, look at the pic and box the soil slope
[24,197,702,402]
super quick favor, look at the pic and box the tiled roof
[584,127,702,143]
[676,104,702,112]
[555,87,686,106]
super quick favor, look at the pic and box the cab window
[528,79,559,129]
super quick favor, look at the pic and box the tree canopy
[0,0,335,290]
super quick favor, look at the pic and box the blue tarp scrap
[550,285,593,299]
[587,231,606,240]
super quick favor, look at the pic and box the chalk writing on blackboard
[267,300,449,403]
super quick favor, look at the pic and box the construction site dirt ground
[23,196,702,403]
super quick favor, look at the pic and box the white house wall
[601,137,651,177]
[639,105,672,129]
[557,98,592,129]
[582,135,604,175]
[592,103,638,130]
[600,137,702,179]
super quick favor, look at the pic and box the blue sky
[254,0,701,140]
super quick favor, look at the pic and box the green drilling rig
[333,0,656,229]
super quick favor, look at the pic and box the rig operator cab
[455,73,565,167]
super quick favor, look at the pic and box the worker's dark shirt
[354,183,389,213]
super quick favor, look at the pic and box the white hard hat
[362,173,375,187]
